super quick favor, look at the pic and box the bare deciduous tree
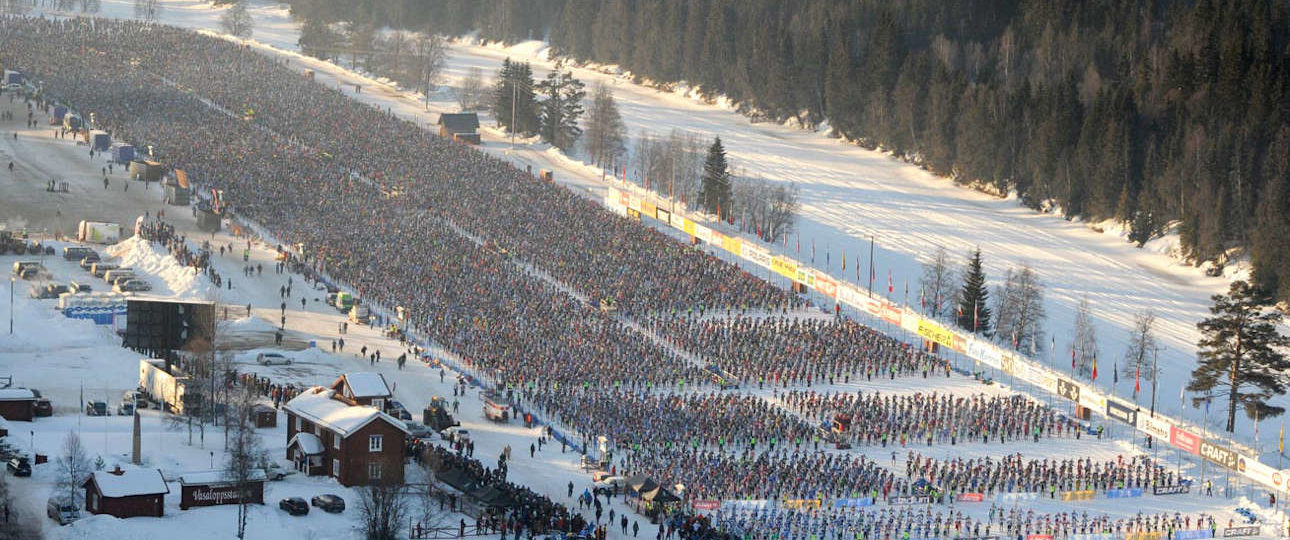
[1072,295,1099,376]
[219,1,254,39]
[993,263,1045,353]
[358,481,408,540]
[456,67,487,112]
[224,385,265,539]
[919,246,955,318]
[1122,309,1159,399]
[55,433,91,511]
[133,0,159,21]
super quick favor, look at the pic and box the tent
[640,487,681,504]
[627,475,659,494]
[471,485,519,509]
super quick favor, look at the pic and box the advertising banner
[832,497,874,509]
[720,500,773,511]
[917,319,958,350]
[813,271,838,299]
[1104,488,1143,499]
[1022,369,1058,392]
[888,495,931,505]
[836,283,867,309]
[1027,535,1054,540]
[994,492,1039,503]
[1078,389,1107,412]
[955,493,985,503]
[694,224,714,244]
[628,193,643,212]
[795,268,815,287]
[742,244,772,268]
[1170,426,1201,454]
[1056,378,1081,403]
[1241,458,1276,487]
[1199,440,1240,471]
[692,500,720,511]
[721,235,741,255]
[1222,527,1261,538]
[683,219,696,236]
[1138,415,1172,441]
[1126,533,1163,540]
[1106,399,1138,426]
[1152,485,1190,495]
[772,256,799,280]
[1173,530,1214,540]
[880,301,903,326]
[656,208,672,226]
[1059,490,1096,501]
[965,338,1004,369]
[779,499,821,509]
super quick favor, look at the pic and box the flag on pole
[796,233,800,254]
[1279,419,1284,454]
[841,248,846,271]
[920,285,926,310]
[1091,354,1098,382]
[887,270,893,294]
[811,240,816,264]
[1134,365,1141,394]
[1113,361,1118,385]
[1071,348,1077,369]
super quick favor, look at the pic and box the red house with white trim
[283,381,408,487]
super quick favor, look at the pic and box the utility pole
[1149,345,1160,417]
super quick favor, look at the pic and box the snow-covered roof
[0,388,36,401]
[179,469,266,486]
[284,387,408,438]
[87,468,170,497]
[288,432,324,455]
[339,373,391,399]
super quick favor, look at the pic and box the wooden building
[249,404,278,428]
[329,373,391,409]
[83,467,169,518]
[0,388,36,422]
[283,384,409,487]
[437,113,480,143]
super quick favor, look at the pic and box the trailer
[138,359,188,414]
[77,221,121,244]
[89,130,110,151]
[128,160,164,183]
[3,70,22,86]
[51,105,68,124]
[112,144,135,164]
[63,113,82,131]
[165,169,190,206]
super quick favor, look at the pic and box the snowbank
[105,236,214,300]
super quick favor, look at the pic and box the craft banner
[771,256,798,280]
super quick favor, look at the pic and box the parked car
[593,475,627,496]
[34,398,53,417]
[114,279,152,293]
[7,457,31,477]
[67,280,91,293]
[310,494,345,513]
[256,352,292,366]
[102,268,133,284]
[263,462,297,481]
[116,402,134,416]
[404,422,436,440]
[85,401,107,416]
[440,426,470,444]
[46,498,78,525]
[29,283,68,299]
[122,390,146,409]
[90,262,118,278]
[279,497,309,516]
[12,261,46,280]
[387,400,412,421]
[63,246,96,261]
[78,255,100,270]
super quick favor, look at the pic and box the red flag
[1091,354,1099,382]
[1135,366,1141,394]
[920,286,926,309]
[887,270,893,294]
[1071,348,1077,369]
[796,233,800,254]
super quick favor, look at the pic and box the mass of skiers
[782,390,1082,447]
[0,17,1216,538]
[903,452,1186,496]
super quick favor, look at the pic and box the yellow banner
[1059,490,1096,501]
[772,256,798,280]
[640,201,657,219]
[722,235,742,255]
[917,319,957,349]
[1126,533,1163,540]
[683,219,696,236]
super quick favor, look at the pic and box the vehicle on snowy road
[279,497,309,516]
[311,494,344,513]
[256,352,293,366]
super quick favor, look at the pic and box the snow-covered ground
[1,71,1287,539]
[21,0,1265,448]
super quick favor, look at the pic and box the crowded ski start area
[0,7,1288,540]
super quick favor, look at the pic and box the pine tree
[956,248,991,334]
[699,137,731,219]
[537,65,586,151]
[1187,280,1290,432]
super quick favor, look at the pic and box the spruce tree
[699,137,731,219]
[537,66,586,151]
[1187,280,1290,432]
[956,248,991,334]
